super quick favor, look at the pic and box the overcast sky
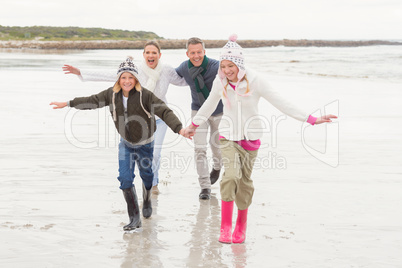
[1,0,401,40]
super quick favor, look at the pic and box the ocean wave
[301,72,369,79]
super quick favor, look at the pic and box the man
[176,37,223,200]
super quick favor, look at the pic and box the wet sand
[1,69,402,267]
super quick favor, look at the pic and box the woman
[63,41,188,195]
[184,35,337,244]
[52,57,190,231]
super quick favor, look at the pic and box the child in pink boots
[184,34,336,243]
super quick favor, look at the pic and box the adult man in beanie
[176,37,223,200]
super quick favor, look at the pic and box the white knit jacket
[192,69,309,141]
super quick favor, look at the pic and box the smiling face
[119,72,137,96]
[143,44,161,69]
[186,43,205,67]
[220,60,239,82]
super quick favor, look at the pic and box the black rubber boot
[210,169,221,185]
[199,188,211,200]
[142,183,152,218]
[122,186,142,231]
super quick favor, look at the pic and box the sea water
[0,45,401,159]
[1,45,402,82]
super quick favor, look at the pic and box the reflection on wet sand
[185,195,223,267]
[121,195,163,268]
[231,244,247,268]
[119,191,250,267]
[184,194,249,267]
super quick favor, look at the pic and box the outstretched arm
[62,65,115,82]
[49,102,68,109]
[50,89,110,112]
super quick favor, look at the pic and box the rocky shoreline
[0,39,401,50]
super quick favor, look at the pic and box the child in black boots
[51,58,192,231]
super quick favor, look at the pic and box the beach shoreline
[1,39,401,50]
[1,46,402,267]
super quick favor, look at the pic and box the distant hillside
[1,26,401,49]
[1,39,401,50]
[0,25,161,41]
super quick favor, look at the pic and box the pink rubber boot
[232,208,248,243]
[219,200,234,243]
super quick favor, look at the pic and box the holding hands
[179,126,196,140]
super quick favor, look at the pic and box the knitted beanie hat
[113,57,142,92]
[218,34,246,81]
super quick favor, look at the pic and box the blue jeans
[152,119,168,186]
[117,139,154,190]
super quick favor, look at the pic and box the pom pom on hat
[218,34,245,81]
[229,34,238,42]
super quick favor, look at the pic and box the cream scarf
[141,60,163,92]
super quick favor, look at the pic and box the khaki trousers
[219,139,259,210]
[192,110,222,190]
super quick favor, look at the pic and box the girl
[184,35,337,243]
[51,58,190,231]
[62,41,188,195]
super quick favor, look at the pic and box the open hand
[315,114,337,124]
[49,102,67,109]
[62,65,81,75]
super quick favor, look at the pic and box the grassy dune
[1,26,400,49]
[0,39,401,50]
